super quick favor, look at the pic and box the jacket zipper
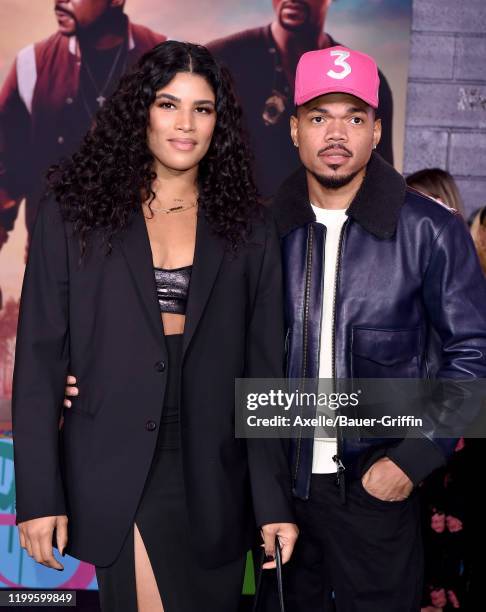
[293,224,314,486]
[332,220,348,502]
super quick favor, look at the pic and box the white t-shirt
[310,204,348,474]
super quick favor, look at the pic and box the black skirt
[95,334,246,612]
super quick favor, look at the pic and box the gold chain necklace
[150,195,198,214]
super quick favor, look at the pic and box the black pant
[261,474,423,612]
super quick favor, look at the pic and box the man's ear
[290,114,299,148]
[373,117,382,149]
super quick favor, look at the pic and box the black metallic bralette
[154,265,192,315]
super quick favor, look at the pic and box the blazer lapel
[117,206,224,358]
[182,210,225,359]
[117,207,167,352]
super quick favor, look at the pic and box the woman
[405,167,466,217]
[469,206,486,275]
[12,41,297,612]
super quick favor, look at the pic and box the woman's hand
[64,375,79,408]
[18,515,68,570]
[260,522,299,570]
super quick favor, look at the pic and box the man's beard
[310,168,362,190]
[278,1,312,32]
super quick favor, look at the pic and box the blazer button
[146,420,157,431]
[155,360,166,372]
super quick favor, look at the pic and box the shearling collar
[270,152,407,240]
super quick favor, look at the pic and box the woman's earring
[293,141,299,147]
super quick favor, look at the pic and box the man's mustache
[318,144,353,157]
[280,1,311,15]
[281,0,309,8]
[55,4,75,19]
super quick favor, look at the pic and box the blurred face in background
[272,0,332,31]
[54,0,122,35]
[147,72,217,174]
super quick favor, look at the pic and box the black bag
[252,536,285,612]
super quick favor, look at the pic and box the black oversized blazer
[12,196,294,568]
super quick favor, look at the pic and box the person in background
[0,0,165,253]
[406,168,466,217]
[469,206,486,275]
[208,0,394,198]
[462,206,486,609]
[419,438,468,612]
[406,176,485,611]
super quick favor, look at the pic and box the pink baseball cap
[294,46,380,109]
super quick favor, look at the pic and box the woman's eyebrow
[154,92,215,106]
[155,92,179,101]
[194,99,215,106]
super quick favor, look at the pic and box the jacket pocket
[351,327,421,378]
[356,478,410,508]
[63,396,96,419]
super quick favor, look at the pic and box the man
[268,46,486,610]
[208,0,393,198]
[0,0,165,251]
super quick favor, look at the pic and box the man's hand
[260,522,298,570]
[362,456,413,502]
[18,515,68,570]
[64,375,79,408]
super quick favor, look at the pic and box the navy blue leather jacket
[271,153,486,500]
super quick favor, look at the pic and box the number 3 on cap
[327,50,352,80]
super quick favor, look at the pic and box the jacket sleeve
[386,213,486,485]
[0,56,32,232]
[12,195,69,523]
[245,212,295,527]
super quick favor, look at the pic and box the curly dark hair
[47,40,260,255]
